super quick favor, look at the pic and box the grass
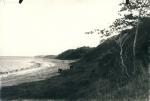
[1,18,149,100]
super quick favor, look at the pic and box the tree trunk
[114,33,129,77]
[120,44,129,77]
[133,10,141,74]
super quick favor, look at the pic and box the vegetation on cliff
[1,0,149,100]
[2,18,149,100]
[56,46,93,60]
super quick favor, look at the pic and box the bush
[56,46,94,60]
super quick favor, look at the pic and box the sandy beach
[1,58,74,87]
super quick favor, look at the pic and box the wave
[0,57,55,76]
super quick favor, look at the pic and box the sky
[0,0,122,56]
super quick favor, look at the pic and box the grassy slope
[1,18,149,101]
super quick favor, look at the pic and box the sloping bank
[1,18,149,101]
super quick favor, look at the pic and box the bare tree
[85,0,150,75]
[115,33,130,77]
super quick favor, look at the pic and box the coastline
[1,59,74,87]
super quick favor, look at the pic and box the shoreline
[1,59,74,87]
[0,58,55,77]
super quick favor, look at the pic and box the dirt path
[1,59,73,87]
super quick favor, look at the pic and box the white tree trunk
[133,10,141,74]
[115,33,129,77]
[120,44,129,77]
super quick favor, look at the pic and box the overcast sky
[0,0,121,56]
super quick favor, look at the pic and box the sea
[0,56,55,75]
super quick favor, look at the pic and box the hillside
[56,46,94,60]
[34,55,56,59]
[1,18,149,100]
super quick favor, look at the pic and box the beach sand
[1,59,74,87]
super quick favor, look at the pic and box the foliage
[85,0,150,37]
[56,46,94,60]
[2,24,148,100]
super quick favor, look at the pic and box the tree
[122,0,150,74]
[85,0,150,75]
[117,0,149,75]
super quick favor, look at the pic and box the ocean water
[0,56,55,75]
